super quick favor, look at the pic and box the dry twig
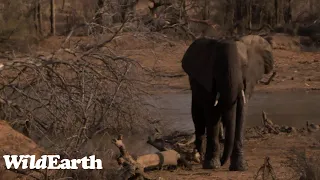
[254,157,277,180]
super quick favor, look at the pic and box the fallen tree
[112,132,200,179]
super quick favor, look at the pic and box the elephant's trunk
[220,103,237,166]
[214,42,242,166]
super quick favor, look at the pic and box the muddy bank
[148,91,320,133]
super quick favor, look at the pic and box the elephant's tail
[214,41,242,166]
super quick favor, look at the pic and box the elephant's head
[182,36,274,93]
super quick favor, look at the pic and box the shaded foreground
[146,132,320,180]
[1,113,320,180]
[141,125,320,180]
[109,113,320,180]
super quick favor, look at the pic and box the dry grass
[288,150,320,180]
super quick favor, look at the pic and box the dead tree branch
[112,134,181,179]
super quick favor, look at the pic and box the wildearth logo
[3,155,103,169]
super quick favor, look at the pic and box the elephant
[181,35,274,171]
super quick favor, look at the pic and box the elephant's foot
[202,158,221,169]
[229,156,248,171]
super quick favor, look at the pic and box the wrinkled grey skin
[181,35,274,171]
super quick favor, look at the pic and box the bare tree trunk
[259,1,266,28]
[33,0,42,35]
[37,1,42,35]
[247,0,252,29]
[279,0,285,24]
[96,0,104,25]
[235,0,246,34]
[284,0,292,24]
[224,0,235,35]
[202,0,209,20]
[274,0,279,26]
[50,0,56,36]
[33,4,38,33]
[62,0,65,10]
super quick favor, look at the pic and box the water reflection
[149,91,320,133]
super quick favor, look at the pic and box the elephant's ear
[260,48,274,74]
[235,41,248,67]
[239,35,274,74]
[181,38,215,92]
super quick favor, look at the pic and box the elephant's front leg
[191,100,206,162]
[203,106,221,169]
[229,94,248,171]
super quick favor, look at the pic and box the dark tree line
[1,0,319,40]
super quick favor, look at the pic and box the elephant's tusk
[214,92,220,106]
[241,90,246,104]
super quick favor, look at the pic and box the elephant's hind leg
[229,95,248,171]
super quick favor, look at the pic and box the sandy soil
[1,33,320,180]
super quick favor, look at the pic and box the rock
[309,123,319,130]
[279,126,297,133]
[280,126,289,132]
[287,127,297,133]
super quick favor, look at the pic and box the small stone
[287,127,297,133]
[291,77,294,80]
[280,126,289,132]
[310,123,319,130]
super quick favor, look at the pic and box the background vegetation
[0,0,319,179]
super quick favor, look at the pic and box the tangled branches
[0,25,155,159]
[254,157,277,180]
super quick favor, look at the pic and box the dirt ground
[147,132,320,180]
[1,33,320,180]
